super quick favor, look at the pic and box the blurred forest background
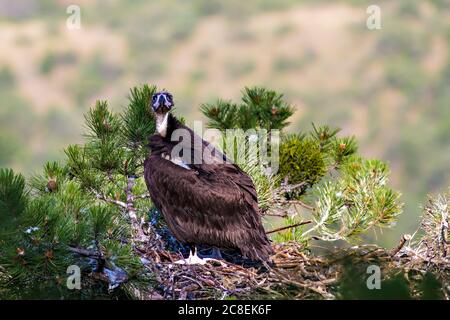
[0,0,449,247]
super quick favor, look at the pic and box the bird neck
[155,112,170,137]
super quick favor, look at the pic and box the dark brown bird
[144,91,273,263]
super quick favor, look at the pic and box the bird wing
[144,154,272,260]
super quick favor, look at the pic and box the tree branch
[390,234,412,256]
[125,175,148,242]
[263,211,289,218]
[68,246,102,259]
[266,220,312,235]
[94,190,127,208]
[288,200,315,211]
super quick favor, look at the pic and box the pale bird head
[151,91,174,113]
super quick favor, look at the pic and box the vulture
[144,91,273,264]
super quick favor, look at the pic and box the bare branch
[390,234,412,256]
[266,220,312,235]
[263,211,289,218]
[136,193,151,200]
[125,176,148,242]
[68,246,102,259]
[288,200,315,211]
[94,190,127,208]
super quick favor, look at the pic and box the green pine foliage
[0,84,156,298]
[0,85,411,299]
[201,86,295,131]
[121,84,157,157]
[310,123,340,153]
[0,166,140,298]
[278,134,327,195]
[0,169,27,234]
[306,156,403,241]
[200,89,401,245]
[219,131,278,212]
[310,123,358,167]
[276,125,358,198]
[271,215,308,245]
[419,190,449,258]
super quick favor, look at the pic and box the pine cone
[47,179,58,192]
[210,107,219,117]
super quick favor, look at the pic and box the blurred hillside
[0,0,449,246]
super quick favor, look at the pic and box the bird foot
[174,253,207,265]
[173,248,226,266]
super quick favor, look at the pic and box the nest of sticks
[91,192,449,300]
[125,231,449,300]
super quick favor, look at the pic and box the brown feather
[144,114,273,261]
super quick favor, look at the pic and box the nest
[121,227,450,300]
[98,196,450,300]
[129,241,336,300]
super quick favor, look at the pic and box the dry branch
[266,220,312,235]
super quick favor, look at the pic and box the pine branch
[84,100,121,140]
[266,220,312,235]
[390,234,412,256]
[94,190,127,208]
[288,200,315,211]
[263,211,289,218]
[125,176,148,243]
[68,245,102,259]
[121,84,156,148]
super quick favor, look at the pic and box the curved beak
[152,95,173,113]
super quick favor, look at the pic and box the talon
[173,248,208,265]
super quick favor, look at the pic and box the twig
[68,246,102,259]
[390,234,412,256]
[279,181,307,193]
[137,193,151,200]
[288,200,315,211]
[94,190,127,208]
[266,220,312,235]
[263,210,289,218]
[106,170,123,190]
[439,206,448,257]
[125,175,148,242]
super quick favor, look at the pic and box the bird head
[151,91,174,114]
